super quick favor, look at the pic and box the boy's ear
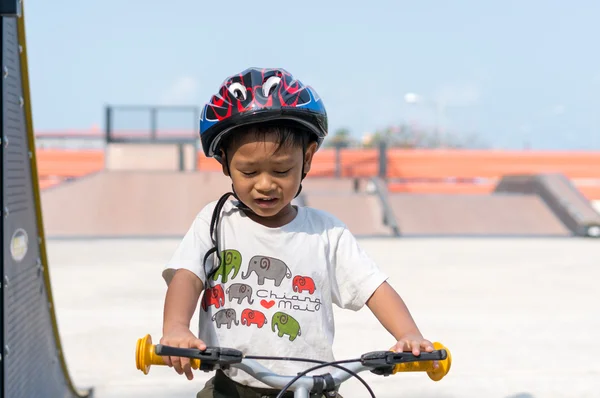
[302,141,318,174]
[216,150,229,176]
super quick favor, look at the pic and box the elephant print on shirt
[292,275,316,295]
[226,283,254,305]
[212,308,239,329]
[201,285,225,311]
[242,255,292,287]
[271,311,302,341]
[241,309,267,328]
[212,250,242,284]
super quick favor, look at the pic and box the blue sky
[24,0,600,149]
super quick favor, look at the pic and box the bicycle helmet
[199,67,328,158]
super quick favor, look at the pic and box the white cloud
[160,76,198,105]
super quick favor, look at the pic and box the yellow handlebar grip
[392,342,452,381]
[135,334,201,375]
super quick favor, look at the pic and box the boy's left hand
[391,336,440,370]
[390,334,434,356]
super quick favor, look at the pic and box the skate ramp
[40,170,598,238]
[495,174,600,237]
[389,193,570,237]
[1,7,92,397]
[41,174,394,238]
[387,173,600,237]
[299,178,397,236]
[41,171,232,238]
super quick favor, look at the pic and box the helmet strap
[295,145,307,198]
[220,151,254,213]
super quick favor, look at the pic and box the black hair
[220,122,315,159]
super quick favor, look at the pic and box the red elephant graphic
[201,285,225,311]
[292,275,316,295]
[241,309,267,328]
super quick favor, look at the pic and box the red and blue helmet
[199,67,328,157]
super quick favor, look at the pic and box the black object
[361,349,447,376]
[154,345,243,371]
[311,373,336,395]
[0,0,20,16]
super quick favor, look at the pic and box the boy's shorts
[196,369,344,398]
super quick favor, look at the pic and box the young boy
[160,67,435,397]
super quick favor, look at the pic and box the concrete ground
[48,237,600,398]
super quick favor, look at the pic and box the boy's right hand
[160,326,207,380]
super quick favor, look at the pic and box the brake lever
[155,345,243,371]
[361,349,447,376]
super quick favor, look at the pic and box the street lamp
[404,92,420,104]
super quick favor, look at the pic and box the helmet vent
[228,82,247,100]
[262,76,281,97]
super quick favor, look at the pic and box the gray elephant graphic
[226,283,254,305]
[272,311,302,341]
[242,255,292,287]
[211,308,239,329]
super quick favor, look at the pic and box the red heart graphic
[260,299,275,309]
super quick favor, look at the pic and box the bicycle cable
[245,355,375,397]
[271,357,376,398]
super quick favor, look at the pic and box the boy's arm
[366,281,434,355]
[328,225,434,355]
[161,268,206,380]
[163,268,204,334]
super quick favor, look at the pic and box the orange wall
[304,148,600,179]
[34,148,600,200]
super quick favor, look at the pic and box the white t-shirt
[162,199,388,388]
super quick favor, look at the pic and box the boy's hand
[390,334,439,369]
[160,326,207,380]
[390,334,433,355]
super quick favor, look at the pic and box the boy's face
[222,131,317,224]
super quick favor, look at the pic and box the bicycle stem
[293,386,310,398]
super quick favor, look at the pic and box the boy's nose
[255,173,275,192]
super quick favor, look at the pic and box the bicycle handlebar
[135,334,452,384]
[136,334,201,374]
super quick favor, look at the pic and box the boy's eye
[275,168,292,175]
[240,171,255,176]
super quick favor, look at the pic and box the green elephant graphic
[212,250,242,284]
[271,311,302,342]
